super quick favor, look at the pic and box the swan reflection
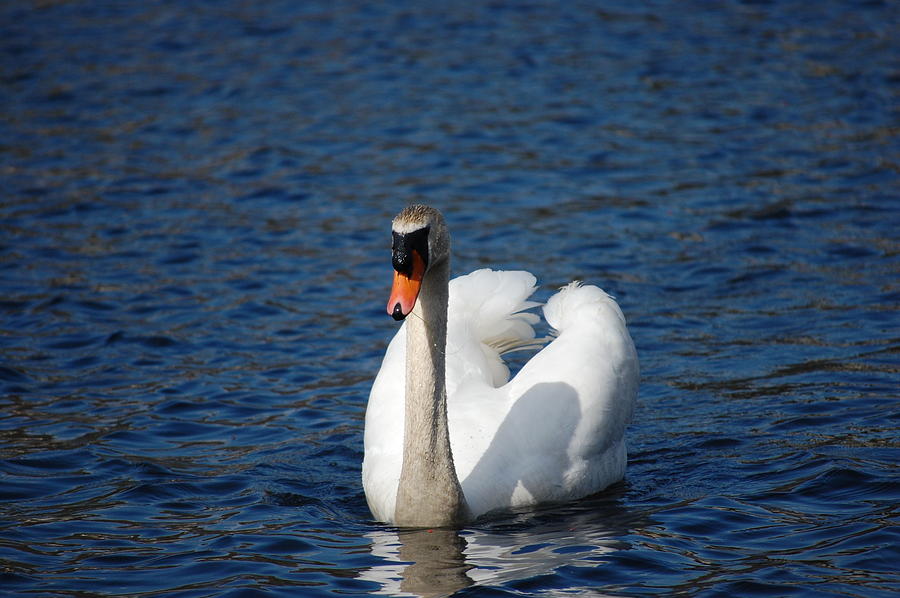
[364,528,472,598]
[361,497,637,597]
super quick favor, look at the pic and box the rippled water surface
[2,1,898,596]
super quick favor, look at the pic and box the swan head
[387,205,449,321]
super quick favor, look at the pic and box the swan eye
[391,226,430,277]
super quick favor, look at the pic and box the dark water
[2,1,898,596]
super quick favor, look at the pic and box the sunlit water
[1,1,898,596]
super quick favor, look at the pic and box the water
[1,0,898,596]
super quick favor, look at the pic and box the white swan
[363,205,639,527]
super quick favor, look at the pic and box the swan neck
[395,259,468,526]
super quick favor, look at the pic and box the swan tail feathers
[543,281,627,334]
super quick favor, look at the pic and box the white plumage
[363,267,639,523]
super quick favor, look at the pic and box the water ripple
[2,0,899,596]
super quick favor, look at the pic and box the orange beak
[387,250,426,320]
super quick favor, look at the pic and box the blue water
[1,1,898,596]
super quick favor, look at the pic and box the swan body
[363,205,639,526]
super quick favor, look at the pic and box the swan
[363,205,639,527]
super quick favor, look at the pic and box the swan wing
[529,282,639,459]
[446,268,542,393]
[454,282,639,518]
